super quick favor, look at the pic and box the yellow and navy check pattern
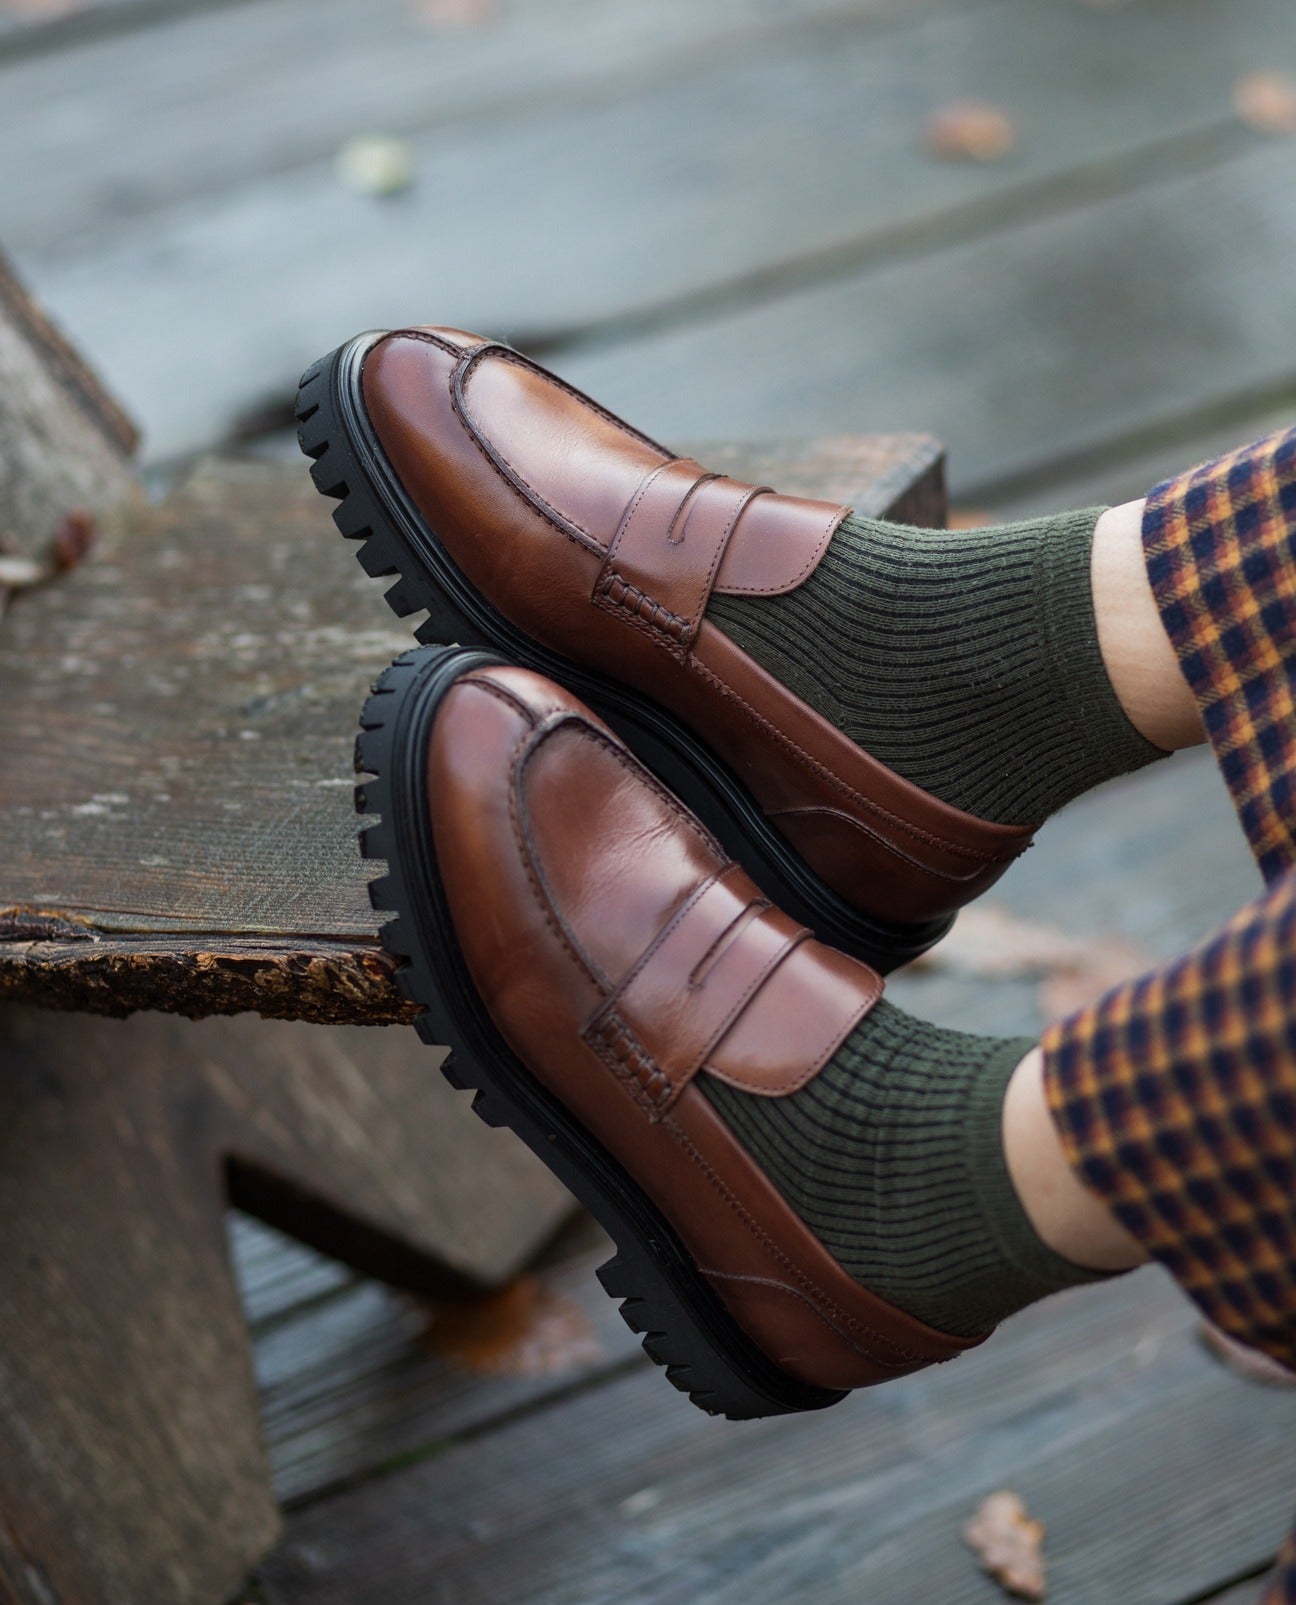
[1144,428,1296,881]
[1045,869,1296,1367]
[1043,429,1296,1604]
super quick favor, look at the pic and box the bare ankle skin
[1091,499,1205,753]
[1002,1047,1148,1273]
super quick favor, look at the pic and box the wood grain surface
[256,1264,1296,1605]
[10,0,1290,462]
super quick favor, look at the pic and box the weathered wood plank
[0,0,210,56]
[552,137,1296,497]
[1197,1579,1267,1605]
[0,437,938,1021]
[977,400,1296,522]
[15,0,1290,460]
[254,1240,640,1507]
[231,1213,357,1330]
[0,457,409,1019]
[0,0,937,258]
[257,1269,1296,1605]
[884,743,1258,1048]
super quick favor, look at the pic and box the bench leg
[0,1006,278,1605]
[0,1003,574,1605]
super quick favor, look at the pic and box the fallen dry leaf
[948,508,1000,531]
[1233,71,1296,136]
[410,0,498,28]
[923,100,1017,163]
[0,508,98,601]
[964,1490,1047,1601]
[915,905,1153,1022]
[426,1275,603,1377]
[1199,1322,1296,1387]
[51,508,97,573]
[1035,927,1157,1017]
[0,0,85,17]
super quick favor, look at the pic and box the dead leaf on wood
[923,101,1017,163]
[426,1275,603,1376]
[0,509,97,603]
[948,508,1000,531]
[1233,71,1296,136]
[1199,1322,1296,1388]
[914,906,1154,1022]
[964,1490,1047,1601]
[51,508,98,573]
[409,0,498,29]
[1036,949,1151,1020]
[0,0,85,17]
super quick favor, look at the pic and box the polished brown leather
[426,663,986,1390]
[365,327,1035,927]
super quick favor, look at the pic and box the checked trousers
[1042,428,1296,1603]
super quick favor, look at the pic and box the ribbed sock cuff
[1033,509,1170,800]
[961,1038,1113,1312]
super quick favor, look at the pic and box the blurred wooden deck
[5,0,1296,1599]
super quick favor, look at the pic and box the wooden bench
[0,258,944,1605]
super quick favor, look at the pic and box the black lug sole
[355,643,847,1420]
[297,334,951,975]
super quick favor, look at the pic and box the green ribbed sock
[702,1001,1110,1338]
[707,507,1165,824]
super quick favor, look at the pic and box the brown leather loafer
[302,328,1036,970]
[356,644,986,1418]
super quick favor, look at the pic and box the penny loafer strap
[593,459,774,653]
[581,864,882,1117]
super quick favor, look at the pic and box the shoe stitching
[587,1012,673,1115]
[427,335,671,561]
[686,651,1027,871]
[498,709,609,989]
[704,970,877,1099]
[507,715,728,988]
[684,483,772,640]
[699,1271,948,1373]
[715,503,849,597]
[597,572,691,643]
[660,1109,937,1364]
[598,483,776,650]
[594,462,707,647]
[435,677,611,987]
